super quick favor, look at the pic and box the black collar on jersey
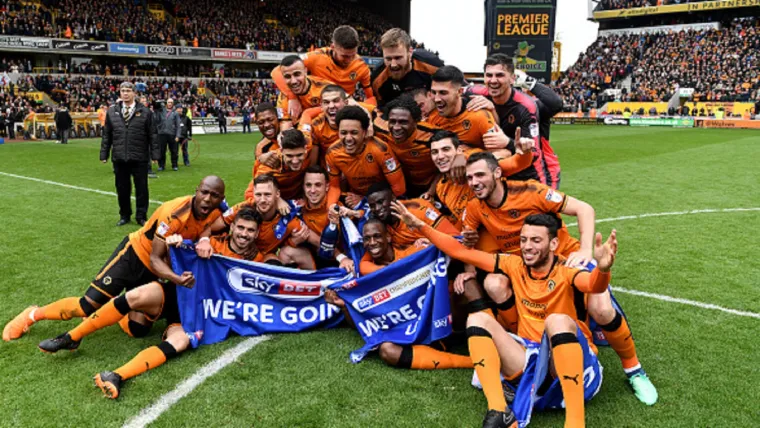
[226,236,258,259]
[486,178,508,209]
[526,254,560,281]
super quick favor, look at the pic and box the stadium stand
[595,0,715,11]
[555,17,760,111]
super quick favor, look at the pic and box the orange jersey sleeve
[462,197,484,233]
[301,48,370,98]
[388,199,447,249]
[255,137,278,159]
[499,150,533,177]
[222,201,255,225]
[271,66,295,100]
[419,224,496,272]
[255,215,302,254]
[368,138,406,197]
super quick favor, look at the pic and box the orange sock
[114,346,167,380]
[467,326,507,412]
[69,296,131,342]
[409,345,471,370]
[34,297,85,321]
[551,333,585,428]
[495,296,518,333]
[600,312,640,372]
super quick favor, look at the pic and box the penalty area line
[123,335,271,428]
[0,171,164,205]
[612,287,760,320]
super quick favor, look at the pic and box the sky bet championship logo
[226,267,323,300]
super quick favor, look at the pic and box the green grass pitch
[1,126,758,427]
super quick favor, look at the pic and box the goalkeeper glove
[513,69,537,91]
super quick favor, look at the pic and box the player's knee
[466,310,492,329]
[127,320,152,338]
[378,342,402,367]
[588,293,616,325]
[483,273,512,302]
[544,313,575,336]
[126,282,163,312]
[461,278,485,303]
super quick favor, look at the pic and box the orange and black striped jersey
[209,235,267,262]
[129,196,222,274]
[301,47,374,100]
[276,75,334,122]
[462,179,579,256]
[388,198,458,250]
[371,49,443,107]
[325,137,406,206]
[374,118,440,187]
[427,104,497,150]
[222,201,303,254]
[253,148,314,200]
[359,245,423,275]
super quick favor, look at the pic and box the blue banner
[330,243,453,362]
[171,245,350,347]
[109,43,146,55]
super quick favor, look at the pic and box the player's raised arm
[572,230,616,293]
[391,201,494,272]
[270,66,296,100]
[562,196,596,267]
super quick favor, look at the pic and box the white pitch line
[123,335,270,428]
[613,287,760,319]
[566,207,760,227]
[0,171,163,205]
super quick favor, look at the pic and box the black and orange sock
[34,297,86,321]
[467,326,507,412]
[114,342,177,381]
[398,345,471,370]
[69,295,132,342]
[551,332,585,428]
[599,312,640,374]
[495,295,518,333]
[465,299,495,319]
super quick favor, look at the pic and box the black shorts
[91,236,158,300]
[159,282,181,325]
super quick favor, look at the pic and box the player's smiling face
[431,138,457,173]
[256,110,279,139]
[282,61,308,95]
[520,224,557,268]
[303,172,327,206]
[322,91,347,125]
[466,159,499,200]
[363,222,391,261]
[412,91,435,117]
[484,64,512,100]
[388,108,416,143]
[367,190,393,223]
[282,147,307,171]
[253,182,279,217]
[383,44,412,80]
[230,218,259,253]
[431,81,461,117]
[338,119,366,155]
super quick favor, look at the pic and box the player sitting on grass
[393,201,616,428]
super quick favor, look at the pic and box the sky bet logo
[227,268,321,300]
[356,289,391,311]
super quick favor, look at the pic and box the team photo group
[3,25,659,428]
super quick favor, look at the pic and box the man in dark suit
[100,82,159,226]
[54,105,72,144]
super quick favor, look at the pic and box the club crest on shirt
[366,153,374,163]
[548,280,556,291]
[462,119,472,131]
[508,209,520,219]
[508,114,515,124]
[310,97,320,106]
[349,71,357,80]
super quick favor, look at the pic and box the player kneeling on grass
[3,176,225,343]
[393,201,617,428]
[325,219,472,371]
[44,208,269,399]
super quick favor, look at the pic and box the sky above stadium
[410,0,598,73]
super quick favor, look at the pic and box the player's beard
[523,246,551,268]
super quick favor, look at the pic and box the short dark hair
[523,213,560,239]
[466,151,500,171]
[321,84,347,99]
[366,181,392,199]
[332,25,359,49]
[484,53,515,73]
[255,102,277,116]
[234,207,263,226]
[408,87,429,98]
[253,173,279,190]
[432,65,465,87]
[363,217,387,234]
[304,164,329,182]
[336,105,370,130]
[280,128,306,150]
[430,130,460,148]
[383,94,422,122]
[280,55,303,68]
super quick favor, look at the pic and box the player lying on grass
[460,152,657,405]
[393,201,616,428]
[3,176,226,342]
[325,219,472,370]
[38,208,271,399]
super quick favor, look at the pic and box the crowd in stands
[0,0,425,56]
[554,18,760,110]
[596,0,715,11]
